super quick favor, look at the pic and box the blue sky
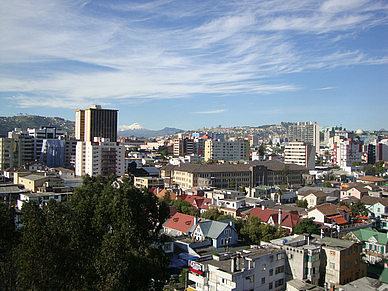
[1,0,387,131]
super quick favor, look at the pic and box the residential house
[357,176,385,186]
[361,196,388,231]
[297,190,327,208]
[307,203,351,225]
[182,195,212,213]
[340,186,368,201]
[318,237,366,288]
[163,212,199,236]
[188,246,286,291]
[133,176,164,189]
[247,207,301,233]
[191,219,238,248]
[17,192,63,210]
[346,227,388,264]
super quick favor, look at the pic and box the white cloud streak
[192,109,229,114]
[0,0,387,109]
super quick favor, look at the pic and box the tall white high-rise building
[76,137,125,177]
[284,142,315,169]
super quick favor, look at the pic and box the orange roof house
[163,212,199,236]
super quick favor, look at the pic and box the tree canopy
[8,175,170,291]
[293,218,320,235]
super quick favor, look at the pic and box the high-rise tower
[75,105,118,142]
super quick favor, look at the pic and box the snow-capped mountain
[119,123,146,131]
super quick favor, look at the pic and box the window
[269,269,273,276]
[330,262,335,269]
[275,279,284,287]
[275,266,284,274]
[355,259,358,266]
[269,282,273,290]
[262,264,266,271]
[276,253,284,261]
[345,262,349,269]
[249,275,254,283]
[354,246,358,253]
[269,255,274,262]
[348,248,352,255]
[261,277,265,284]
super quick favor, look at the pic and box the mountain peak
[119,123,146,131]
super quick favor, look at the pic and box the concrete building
[188,246,286,291]
[160,161,309,189]
[75,105,118,142]
[27,127,66,160]
[173,138,194,157]
[284,142,316,170]
[319,237,366,288]
[133,176,164,189]
[75,137,125,178]
[204,139,250,162]
[333,139,362,168]
[266,235,321,286]
[366,142,388,164]
[288,122,320,149]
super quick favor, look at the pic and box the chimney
[262,205,265,210]
[278,209,282,225]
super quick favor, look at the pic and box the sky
[1,0,387,131]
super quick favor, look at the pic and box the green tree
[350,201,368,217]
[317,197,325,205]
[258,144,266,157]
[170,199,200,217]
[293,218,320,235]
[296,199,308,208]
[18,175,170,291]
[0,203,19,290]
[201,208,233,221]
[322,181,332,188]
[17,200,82,291]
[240,215,262,244]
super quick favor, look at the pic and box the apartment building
[319,237,366,288]
[284,142,316,170]
[288,122,320,149]
[188,246,286,291]
[27,127,66,160]
[75,105,118,142]
[204,139,250,162]
[265,235,321,285]
[333,139,362,168]
[366,142,388,164]
[133,176,164,189]
[173,138,194,156]
[75,137,125,178]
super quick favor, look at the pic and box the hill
[0,115,75,136]
[118,127,182,138]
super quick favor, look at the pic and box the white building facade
[333,139,362,168]
[284,142,316,170]
[76,137,125,178]
[204,139,250,162]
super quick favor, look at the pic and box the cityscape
[1,0,388,291]
[0,105,388,291]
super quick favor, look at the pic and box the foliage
[16,175,170,291]
[317,197,325,205]
[350,201,368,217]
[170,198,200,217]
[0,204,19,290]
[296,199,308,208]
[293,218,320,235]
[322,181,332,188]
[258,144,266,157]
[201,208,233,221]
[239,215,286,245]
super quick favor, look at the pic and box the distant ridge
[118,126,182,138]
[0,115,75,136]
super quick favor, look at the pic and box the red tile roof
[163,212,197,234]
[309,203,351,216]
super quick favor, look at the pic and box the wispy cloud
[0,0,387,109]
[314,86,338,91]
[192,109,229,114]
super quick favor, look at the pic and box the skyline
[1,0,387,131]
